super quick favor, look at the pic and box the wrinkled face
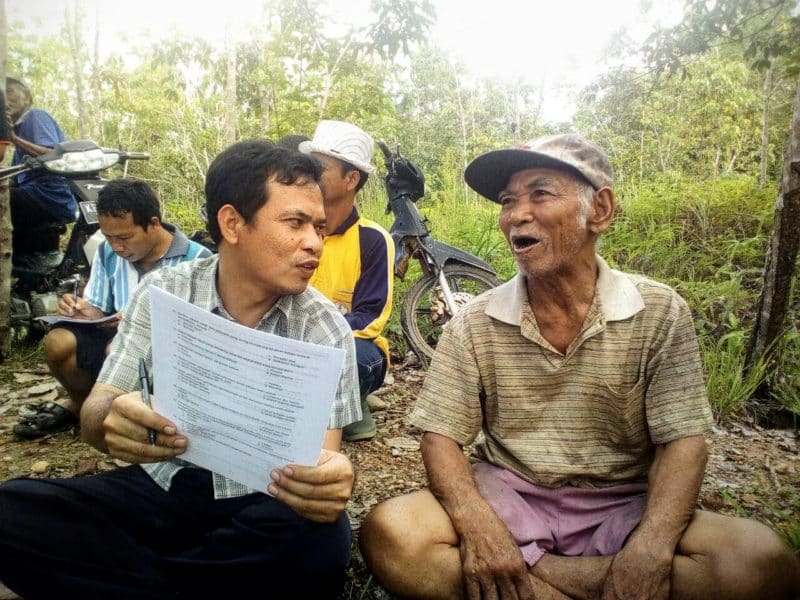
[498,167,595,280]
[313,152,354,205]
[235,178,326,300]
[98,212,161,265]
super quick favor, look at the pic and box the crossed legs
[360,489,800,599]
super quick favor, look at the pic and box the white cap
[298,120,375,174]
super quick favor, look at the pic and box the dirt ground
[0,357,798,599]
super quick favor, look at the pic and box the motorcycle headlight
[45,149,120,173]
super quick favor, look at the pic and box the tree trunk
[67,2,88,138]
[759,67,774,189]
[450,64,468,203]
[223,27,237,147]
[0,0,11,358]
[261,86,271,136]
[91,4,102,142]
[745,78,800,387]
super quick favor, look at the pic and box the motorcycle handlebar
[0,142,149,181]
[0,163,30,181]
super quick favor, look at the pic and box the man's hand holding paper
[99,387,187,463]
[269,448,355,523]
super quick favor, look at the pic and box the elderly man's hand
[102,392,187,463]
[268,449,354,523]
[457,502,535,600]
[601,536,672,600]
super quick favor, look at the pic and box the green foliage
[5,0,800,420]
[575,50,793,183]
[701,329,771,419]
[641,0,800,78]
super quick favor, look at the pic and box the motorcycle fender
[83,230,106,264]
[428,239,497,275]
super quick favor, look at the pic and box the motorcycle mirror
[377,139,394,169]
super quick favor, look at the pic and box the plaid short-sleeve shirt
[410,255,712,489]
[98,255,361,499]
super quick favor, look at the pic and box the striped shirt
[309,207,394,360]
[84,223,211,314]
[410,255,712,489]
[98,255,361,499]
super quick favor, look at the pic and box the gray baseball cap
[464,133,614,203]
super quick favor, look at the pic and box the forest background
[0,0,798,554]
[2,0,799,419]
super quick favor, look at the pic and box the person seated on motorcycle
[297,121,395,442]
[5,77,78,258]
[13,178,211,439]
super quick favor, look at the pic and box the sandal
[13,401,78,440]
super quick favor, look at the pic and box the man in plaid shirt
[0,140,361,599]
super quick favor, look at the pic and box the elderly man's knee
[693,515,799,598]
[734,519,800,594]
[722,517,793,565]
[360,493,438,573]
[360,496,410,559]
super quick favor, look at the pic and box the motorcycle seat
[12,250,64,276]
[15,221,67,256]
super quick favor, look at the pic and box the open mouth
[298,260,319,271]
[511,235,539,251]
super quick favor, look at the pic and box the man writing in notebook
[0,140,360,599]
[13,178,210,439]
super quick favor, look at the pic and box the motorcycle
[0,139,149,343]
[377,141,501,363]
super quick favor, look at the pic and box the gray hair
[576,182,595,227]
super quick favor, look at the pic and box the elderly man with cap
[359,134,799,599]
[299,120,394,442]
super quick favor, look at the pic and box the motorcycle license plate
[79,201,99,224]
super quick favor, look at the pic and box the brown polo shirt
[409,256,712,488]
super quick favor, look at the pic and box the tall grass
[701,329,772,420]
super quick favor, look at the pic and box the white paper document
[149,285,345,492]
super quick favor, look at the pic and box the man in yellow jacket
[300,121,394,441]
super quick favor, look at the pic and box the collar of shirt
[329,206,360,236]
[485,254,645,326]
[160,222,191,259]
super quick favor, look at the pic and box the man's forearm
[630,435,707,552]
[80,382,124,451]
[9,133,52,157]
[421,432,491,532]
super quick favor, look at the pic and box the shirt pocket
[601,377,648,447]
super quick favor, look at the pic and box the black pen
[71,279,79,315]
[138,358,157,446]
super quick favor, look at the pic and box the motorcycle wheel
[401,264,501,364]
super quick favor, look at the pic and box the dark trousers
[0,466,351,599]
[355,338,387,398]
[10,187,64,254]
